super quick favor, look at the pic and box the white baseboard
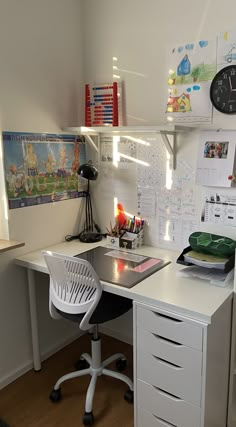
[0,330,83,390]
[100,325,133,346]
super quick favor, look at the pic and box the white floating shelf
[63,125,192,170]
[63,125,190,135]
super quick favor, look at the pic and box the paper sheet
[196,131,236,187]
[176,265,234,287]
[218,31,236,69]
[137,137,167,190]
[158,216,182,246]
[165,38,216,123]
[137,186,156,218]
[132,258,162,273]
[202,192,236,227]
[105,250,147,263]
[158,216,200,249]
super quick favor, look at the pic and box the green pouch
[189,232,236,258]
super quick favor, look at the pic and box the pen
[133,216,136,233]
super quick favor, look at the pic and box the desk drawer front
[137,350,201,406]
[137,328,202,372]
[137,305,203,351]
[137,379,201,427]
[137,406,179,427]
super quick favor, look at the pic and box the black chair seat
[56,292,132,324]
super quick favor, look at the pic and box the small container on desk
[106,230,125,248]
[106,235,120,248]
[120,230,144,249]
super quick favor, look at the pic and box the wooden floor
[0,335,134,427]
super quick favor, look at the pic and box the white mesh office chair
[43,251,133,426]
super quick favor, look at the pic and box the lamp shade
[77,160,98,181]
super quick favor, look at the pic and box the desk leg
[27,269,41,371]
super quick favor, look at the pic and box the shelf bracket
[84,134,99,153]
[160,131,176,170]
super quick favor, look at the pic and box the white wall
[81,0,236,341]
[0,0,85,388]
[81,0,236,128]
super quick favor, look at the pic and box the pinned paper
[196,131,236,187]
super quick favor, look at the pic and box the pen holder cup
[119,230,144,250]
[106,235,120,248]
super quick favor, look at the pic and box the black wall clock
[210,65,236,114]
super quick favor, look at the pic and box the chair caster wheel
[83,412,94,426]
[124,389,133,404]
[75,357,90,371]
[116,357,127,372]
[49,388,61,402]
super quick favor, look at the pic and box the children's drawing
[166,39,216,123]
[3,132,86,209]
[166,93,191,113]
[177,55,191,76]
[218,31,236,68]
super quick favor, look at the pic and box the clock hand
[229,76,236,91]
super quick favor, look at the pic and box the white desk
[15,239,233,369]
[15,240,233,427]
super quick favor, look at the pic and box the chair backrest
[42,251,103,331]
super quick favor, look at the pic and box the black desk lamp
[78,160,102,243]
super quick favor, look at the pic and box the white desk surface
[15,240,233,324]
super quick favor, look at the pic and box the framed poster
[3,132,87,209]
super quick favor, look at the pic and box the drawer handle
[154,312,183,323]
[153,385,182,401]
[153,333,182,347]
[153,415,177,427]
[153,355,183,370]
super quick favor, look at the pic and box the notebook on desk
[74,246,170,288]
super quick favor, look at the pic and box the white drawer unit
[137,305,203,350]
[137,406,181,427]
[137,350,201,406]
[137,379,201,427]
[134,300,232,427]
[137,328,202,372]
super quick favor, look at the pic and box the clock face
[210,65,236,114]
